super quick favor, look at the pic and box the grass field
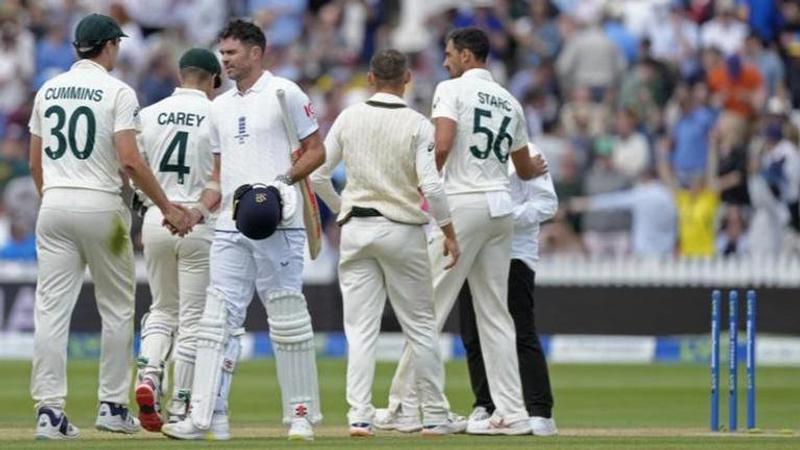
[1,359,798,449]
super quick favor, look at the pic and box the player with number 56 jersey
[28,13,191,441]
[378,27,548,437]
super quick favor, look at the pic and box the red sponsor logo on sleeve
[303,103,316,119]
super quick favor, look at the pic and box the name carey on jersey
[157,111,206,127]
[477,91,512,112]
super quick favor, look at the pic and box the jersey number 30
[470,107,512,163]
[44,105,95,160]
[159,131,190,184]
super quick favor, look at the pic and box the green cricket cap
[179,48,223,88]
[73,14,127,51]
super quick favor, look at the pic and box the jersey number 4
[470,107,512,163]
[44,105,96,160]
[159,131,190,184]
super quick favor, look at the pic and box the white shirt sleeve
[511,171,558,227]
[114,87,141,133]
[209,108,221,155]
[28,90,42,137]
[285,82,319,140]
[311,112,344,213]
[415,118,451,226]
[431,81,458,121]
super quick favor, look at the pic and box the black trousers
[458,259,554,418]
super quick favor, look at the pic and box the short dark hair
[76,39,114,60]
[446,27,489,62]
[370,49,407,83]
[180,66,215,84]
[218,19,266,52]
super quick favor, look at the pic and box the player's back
[433,69,529,195]
[138,88,213,205]
[31,59,139,194]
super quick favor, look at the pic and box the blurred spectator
[738,0,784,43]
[139,51,178,106]
[560,85,610,141]
[0,215,36,261]
[665,81,717,184]
[700,1,748,55]
[0,13,34,125]
[581,137,632,257]
[0,125,30,192]
[570,168,676,258]
[33,19,73,90]
[760,122,800,227]
[742,33,785,98]
[512,0,561,68]
[709,125,750,207]
[716,205,749,256]
[611,108,650,181]
[556,16,626,97]
[657,131,721,258]
[250,0,308,49]
[647,4,700,78]
[602,3,638,64]
[619,57,670,133]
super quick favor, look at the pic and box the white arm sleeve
[416,119,451,226]
[209,109,221,155]
[431,81,458,121]
[113,87,141,133]
[285,82,319,140]
[311,113,344,213]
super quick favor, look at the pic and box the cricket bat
[276,89,323,260]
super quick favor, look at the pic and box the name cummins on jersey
[28,59,140,194]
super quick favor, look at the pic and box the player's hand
[531,153,548,178]
[442,235,460,270]
[162,203,193,237]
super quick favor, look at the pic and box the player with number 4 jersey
[133,48,223,432]
[28,13,191,441]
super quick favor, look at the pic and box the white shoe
[95,402,140,434]
[421,415,468,436]
[349,422,374,437]
[468,406,491,422]
[35,408,79,440]
[373,408,422,432]
[467,416,532,435]
[288,417,314,441]
[161,414,230,440]
[530,416,558,436]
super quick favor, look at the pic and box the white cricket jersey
[431,68,530,195]
[137,88,214,216]
[28,59,140,194]
[209,71,318,232]
[509,146,558,271]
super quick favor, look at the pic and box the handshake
[161,203,204,237]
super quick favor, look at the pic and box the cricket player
[375,27,547,435]
[459,144,559,436]
[133,48,223,432]
[161,19,325,441]
[311,49,465,437]
[28,13,191,440]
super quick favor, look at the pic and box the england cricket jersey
[28,59,140,194]
[137,88,214,208]
[431,68,529,195]
[209,71,318,232]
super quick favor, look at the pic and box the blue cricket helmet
[232,184,283,240]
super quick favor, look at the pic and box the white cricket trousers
[31,188,135,409]
[387,192,528,423]
[141,210,212,364]
[338,217,448,426]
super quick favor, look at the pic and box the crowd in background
[1,0,799,262]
